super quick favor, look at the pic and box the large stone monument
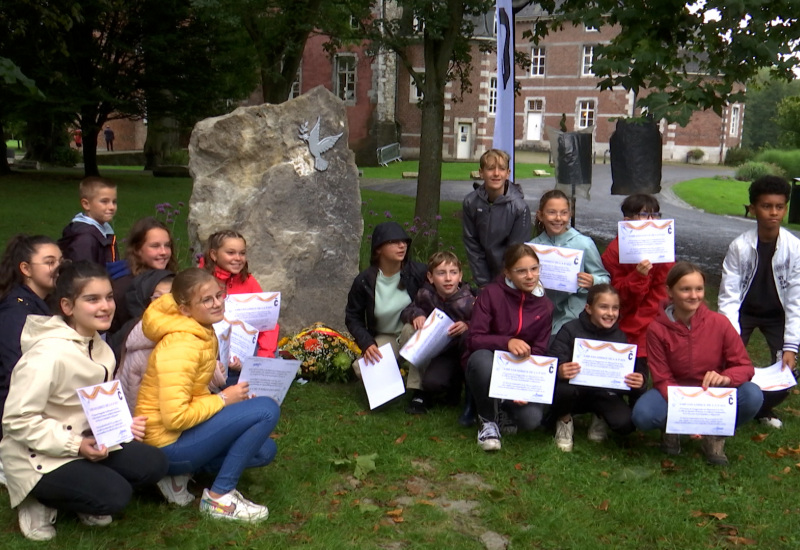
[187,86,363,336]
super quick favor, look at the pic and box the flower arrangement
[278,323,361,383]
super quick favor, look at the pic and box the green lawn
[0,170,796,548]
[359,160,551,180]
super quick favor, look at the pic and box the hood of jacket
[142,293,213,344]
[575,309,622,339]
[124,269,175,319]
[535,226,584,247]
[652,299,712,335]
[474,179,524,205]
[371,222,412,255]
[20,314,95,355]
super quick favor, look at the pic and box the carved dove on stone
[299,116,343,171]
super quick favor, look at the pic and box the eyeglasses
[511,266,540,276]
[633,211,662,220]
[29,259,64,270]
[197,291,226,309]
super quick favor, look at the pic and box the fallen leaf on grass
[356,410,369,416]
[596,499,609,511]
[395,433,407,445]
[514,463,522,470]
[783,466,792,474]
[392,517,404,523]
[707,512,728,520]
[796,463,800,470]
[661,459,678,472]
[416,500,436,506]
[385,509,404,517]
[426,492,436,498]
[725,536,756,545]
[751,433,769,442]
[600,471,609,478]
[429,436,441,443]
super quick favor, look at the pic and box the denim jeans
[160,397,280,494]
[631,382,764,432]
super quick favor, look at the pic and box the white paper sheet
[526,243,584,293]
[569,338,637,391]
[751,360,798,391]
[239,357,301,405]
[226,318,259,361]
[358,343,406,409]
[617,219,675,264]
[77,380,134,448]
[666,386,737,436]
[399,308,455,368]
[488,351,558,404]
[224,292,281,331]
[213,320,231,374]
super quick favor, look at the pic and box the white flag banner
[493,0,515,181]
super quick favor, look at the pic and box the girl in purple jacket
[465,244,554,452]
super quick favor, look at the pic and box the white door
[456,123,473,159]
[526,112,543,141]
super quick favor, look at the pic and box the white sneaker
[477,420,502,452]
[555,419,574,452]
[18,497,57,541]
[200,488,269,522]
[157,474,195,506]
[587,414,609,442]
[77,513,113,527]
[759,416,783,429]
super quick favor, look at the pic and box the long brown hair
[125,217,179,275]
[534,189,570,236]
[0,234,58,299]
[203,230,250,283]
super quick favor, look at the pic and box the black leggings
[31,441,168,515]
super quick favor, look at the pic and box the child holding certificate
[202,230,281,382]
[0,261,168,541]
[719,176,800,429]
[548,284,644,452]
[400,251,475,415]
[631,262,763,465]
[466,244,553,452]
[530,190,610,334]
[136,268,281,521]
[601,194,673,405]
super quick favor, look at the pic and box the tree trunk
[143,116,180,170]
[82,129,100,177]
[23,116,61,162]
[415,97,444,231]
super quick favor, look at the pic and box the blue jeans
[632,382,763,432]
[160,397,280,494]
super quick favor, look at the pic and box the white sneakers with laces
[18,497,57,541]
[157,474,195,506]
[555,418,574,452]
[200,488,269,522]
[477,419,502,452]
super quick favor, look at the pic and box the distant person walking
[103,126,115,152]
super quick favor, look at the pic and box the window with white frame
[582,45,594,76]
[585,25,598,32]
[334,54,357,104]
[530,47,546,77]
[349,15,359,30]
[577,99,596,128]
[412,15,424,34]
[729,105,740,137]
[527,98,544,111]
[409,74,423,103]
[489,77,498,115]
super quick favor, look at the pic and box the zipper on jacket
[87,340,110,382]
[514,292,525,336]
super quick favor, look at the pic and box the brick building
[296,3,743,165]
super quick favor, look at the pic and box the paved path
[361,163,792,285]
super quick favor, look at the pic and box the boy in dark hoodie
[400,251,475,414]
[462,149,532,289]
[59,176,128,279]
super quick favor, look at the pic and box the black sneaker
[405,393,428,415]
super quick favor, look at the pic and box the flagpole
[493,0,515,182]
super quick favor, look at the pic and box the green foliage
[775,96,800,149]
[687,148,705,161]
[742,68,800,150]
[754,149,800,179]
[734,161,786,182]
[724,147,755,166]
[358,160,551,181]
[529,1,800,125]
[51,146,82,167]
[163,149,190,166]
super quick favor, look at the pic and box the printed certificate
[526,243,583,293]
[400,308,454,368]
[569,338,637,391]
[488,351,558,404]
[666,386,737,436]
[751,360,798,391]
[77,381,134,448]
[239,357,301,405]
[224,292,281,331]
[359,343,406,409]
[618,219,675,264]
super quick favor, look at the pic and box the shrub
[687,148,705,161]
[754,149,800,178]
[724,147,755,166]
[51,146,82,167]
[163,149,189,165]
[734,161,786,182]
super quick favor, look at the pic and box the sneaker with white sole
[759,416,783,429]
[18,497,57,541]
[587,414,608,442]
[477,419,502,452]
[200,488,269,522]
[157,474,195,506]
[555,419,574,452]
[77,513,112,527]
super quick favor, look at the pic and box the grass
[359,160,552,180]
[673,177,800,232]
[0,169,798,548]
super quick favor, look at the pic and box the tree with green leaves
[529,1,800,126]
[742,69,800,151]
[774,96,800,150]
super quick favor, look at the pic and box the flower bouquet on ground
[278,323,361,383]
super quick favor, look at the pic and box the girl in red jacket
[202,231,280,383]
[631,262,763,465]
[465,243,554,452]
